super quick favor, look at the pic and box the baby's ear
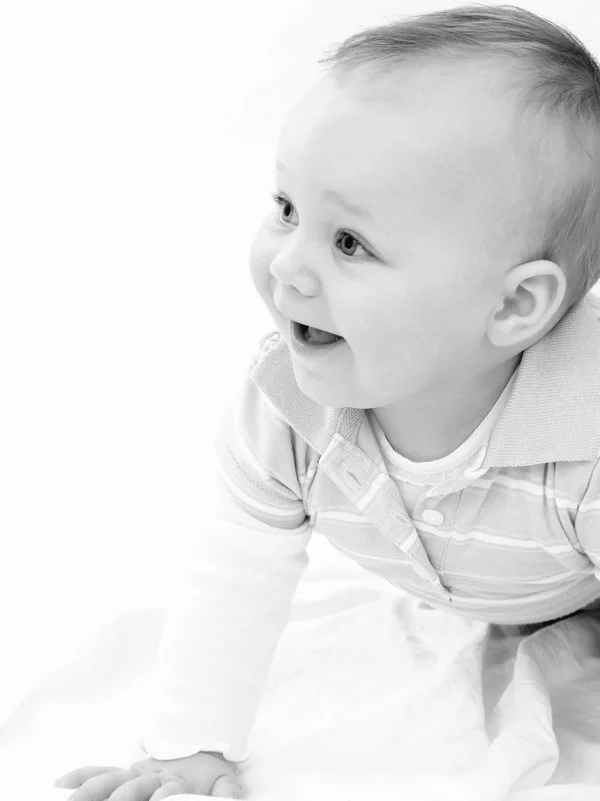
[487,260,566,349]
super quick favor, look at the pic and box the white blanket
[5,536,600,801]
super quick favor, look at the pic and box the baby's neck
[371,355,521,463]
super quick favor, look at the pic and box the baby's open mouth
[293,321,344,346]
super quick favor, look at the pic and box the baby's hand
[54,751,244,799]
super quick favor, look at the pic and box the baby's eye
[270,192,373,260]
[271,193,295,224]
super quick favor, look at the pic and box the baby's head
[249,5,600,413]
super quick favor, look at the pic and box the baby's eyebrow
[322,189,374,220]
[276,161,374,220]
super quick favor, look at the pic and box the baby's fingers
[54,766,125,788]
[62,769,141,800]
[148,780,189,801]
[104,773,163,801]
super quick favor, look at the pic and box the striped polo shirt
[219,292,600,626]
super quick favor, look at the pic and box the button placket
[342,467,365,490]
[322,437,451,598]
[386,510,447,592]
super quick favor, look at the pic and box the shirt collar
[480,295,600,469]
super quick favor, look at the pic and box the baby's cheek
[248,232,272,295]
[352,306,401,346]
[248,233,287,332]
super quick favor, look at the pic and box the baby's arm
[55,483,312,800]
[139,351,314,762]
[140,475,312,762]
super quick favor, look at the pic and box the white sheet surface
[4,536,600,801]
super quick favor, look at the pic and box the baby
[55,4,600,799]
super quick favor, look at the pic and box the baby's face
[249,65,531,411]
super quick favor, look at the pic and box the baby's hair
[317,4,600,317]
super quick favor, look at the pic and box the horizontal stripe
[319,538,579,584]
[353,471,389,511]
[232,403,272,482]
[315,510,574,553]
[215,462,304,523]
[578,497,600,513]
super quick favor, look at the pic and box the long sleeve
[135,340,315,763]
[136,478,312,763]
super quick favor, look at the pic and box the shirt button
[421,509,444,525]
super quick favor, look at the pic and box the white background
[1,0,599,724]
